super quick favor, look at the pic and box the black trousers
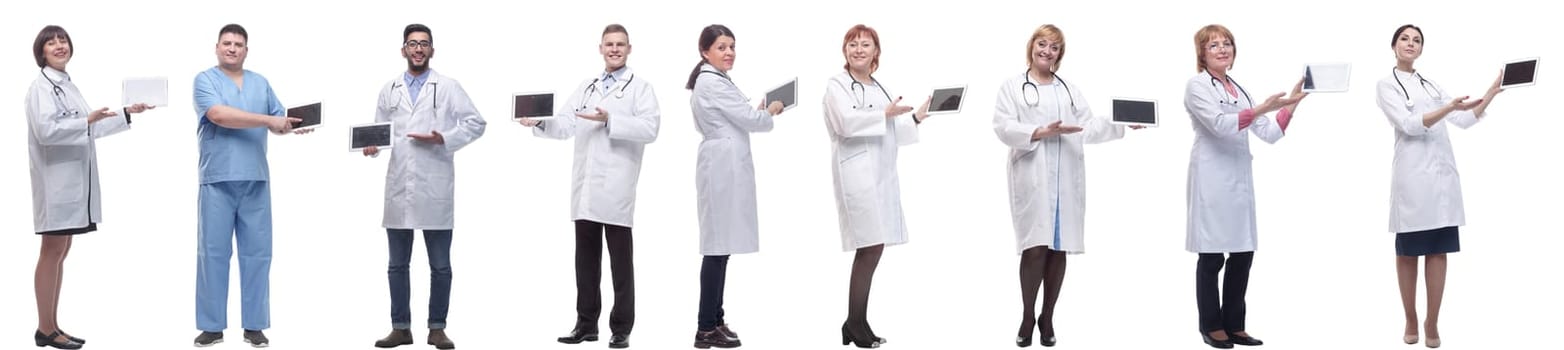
[1196,252,1254,333]
[574,220,635,335]
[697,255,729,331]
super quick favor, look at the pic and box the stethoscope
[391,78,439,111]
[41,68,76,117]
[1391,68,1441,108]
[1021,69,1076,110]
[577,73,633,112]
[844,72,892,109]
[1208,74,1254,107]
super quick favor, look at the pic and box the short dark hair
[1391,24,1422,47]
[218,24,248,42]
[404,24,432,43]
[32,25,72,68]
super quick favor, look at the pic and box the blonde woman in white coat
[519,24,660,349]
[824,24,933,349]
[1183,24,1308,349]
[685,24,784,349]
[26,25,151,350]
[993,24,1136,348]
[1376,24,1503,349]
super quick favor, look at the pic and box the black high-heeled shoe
[840,322,880,348]
[864,323,887,344]
[1016,334,1032,347]
[1037,317,1056,347]
[35,330,83,350]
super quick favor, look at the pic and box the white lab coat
[1184,71,1286,253]
[532,68,661,228]
[822,72,919,252]
[692,63,774,255]
[374,70,487,230]
[27,67,131,233]
[992,73,1124,254]
[1376,69,1477,233]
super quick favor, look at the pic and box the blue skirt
[1395,226,1460,256]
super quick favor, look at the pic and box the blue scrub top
[193,67,284,184]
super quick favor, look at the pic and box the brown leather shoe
[427,329,456,350]
[374,329,413,348]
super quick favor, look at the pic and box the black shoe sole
[558,335,600,344]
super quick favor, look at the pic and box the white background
[2,1,1559,349]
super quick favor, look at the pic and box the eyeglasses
[404,40,432,48]
[1206,41,1234,52]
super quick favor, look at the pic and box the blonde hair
[1193,24,1235,72]
[1025,24,1065,72]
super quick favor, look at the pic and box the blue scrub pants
[196,181,272,332]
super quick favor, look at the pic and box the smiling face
[215,32,248,69]
[1029,35,1062,73]
[402,31,433,72]
[843,34,878,73]
[702,35,735,72]
[601,32,630,71]
[43,36,71,71]
[1200,34,1234,73]
[1393,27,1423,63]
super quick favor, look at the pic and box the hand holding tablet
[286,101,322,133]
[764,78,798,113]
[1111,98,1158,127]
[926,85,966,116]
[122,77,168,108]
[1500,57,1538,90]
[350,121,393,154]
[1301,63,1351,93]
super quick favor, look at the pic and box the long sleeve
[27,84,90,146]
[1431,81,1481,129]
[823,79,889,138]
[1184,77,1243,138]
[891,111,919,146]
[993,81,1040,151]
[606,80,661,143]
[698,76,773,133]
[439,81,487,152]
[90,112,131,138]
[1071,88,1125,145]
[534,81,585,140]
[1248,113,1285,144]
[1377,79,1429,136]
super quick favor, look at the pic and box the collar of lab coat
[42,66,70,83]
[699,63,728,80]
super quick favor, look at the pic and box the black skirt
[1395,226,1459,256]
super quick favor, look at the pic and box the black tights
[845,244,885,338]
[1018,246,1067,338]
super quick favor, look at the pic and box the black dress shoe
[694,328,741,349]
[557,328,599,344]
[1039,336,1057,347]
[1015,335,1032,347]
[34,330,82,350]
[1201,332,1234,349]
[1229,334,1263,346]
[609,334,630,348]
[426,329,455,350]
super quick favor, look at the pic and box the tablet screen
[287,102,322,129]
[1301,63,1350,93]
[1502,59,1538,88]
[1111,99,1157,126]
[351,123,392,149]
[765,79,798,111]
[513,93,554,119]
[928,86,965,114]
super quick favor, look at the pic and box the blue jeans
[387,229,453,329]
[196,181,272,332]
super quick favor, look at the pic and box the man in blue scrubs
[191,23,312,348]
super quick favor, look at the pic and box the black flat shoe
[609,334,630,349]
[36,330,83,349]
[557,328,599,344]
[1229,334,1263,346]
[58,331,84,345]
[1201,332,1234,349]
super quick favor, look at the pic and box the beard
[406,56,430,74]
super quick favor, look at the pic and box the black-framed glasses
[404,40,432,48]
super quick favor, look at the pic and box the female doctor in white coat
[519,24,660,349]
[1376,24,1503,349]
[686,24,784,349]
[1183,24,1307,349]
[26,25,152,350]
[824,24,932,349]
[993,24,1136,348]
